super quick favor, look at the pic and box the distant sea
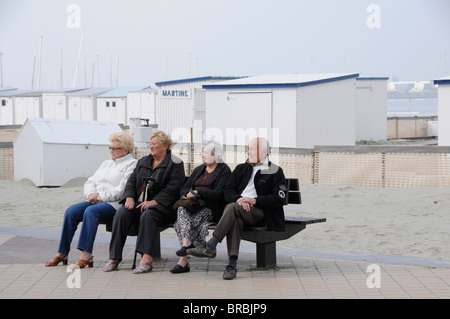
[387,98,438,117]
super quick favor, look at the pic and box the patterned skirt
[173,206,213,249]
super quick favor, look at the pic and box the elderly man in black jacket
[188,137,287,280]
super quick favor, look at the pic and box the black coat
[225,160,287,231]
[181,162,231,222]
[122,150,185,214]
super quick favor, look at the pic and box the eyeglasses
[109,147,123,151]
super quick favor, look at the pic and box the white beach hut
[42,88,86,120]
[127,87,158,124]
[12,91,44,125]
[13,118,122,186]
[355,77,389,141]
[0,89,18,125]
[66,87,113,121]
[434,76,450,146]
[97,86,150,126]
[202,73,359,148]
[154,76,243,142]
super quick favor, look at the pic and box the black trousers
[108,204,176,261]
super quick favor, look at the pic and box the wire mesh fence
[3,143,450,188]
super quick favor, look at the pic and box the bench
[104,178,326,268]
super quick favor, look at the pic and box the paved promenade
[0,229,449,300]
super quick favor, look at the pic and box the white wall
[127,91,157,124]
[296,78,356,148]
[13,96,42,125]
[272,88,297,148]
[157,83,197,140]
[205,80,357,149]
[0,97,14,125]
[438,85,450,146]
[356,79,387,141]
[42,93,68,119]
[13,122,44,184]
[41,143,109,186]
[68,96,97,121]
[205,89,274,146]
[193,89,206,144]
[97,98,127,125]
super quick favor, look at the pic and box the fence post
[312,151,319,184]
[381,152,386,188]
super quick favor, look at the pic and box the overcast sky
[0,0,449,89]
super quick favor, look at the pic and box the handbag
[173,194,206,211]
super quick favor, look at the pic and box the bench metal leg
[152,231,162,259]
[132,251,137,270]
[256,242,277,268]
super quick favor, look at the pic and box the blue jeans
[58,201,116,255]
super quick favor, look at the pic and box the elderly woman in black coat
[170,141,230,274]
[103,130,185,274]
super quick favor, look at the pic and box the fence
[311,146,450,188]
[152,144,450,188]
[2,143,450,188]
[0,143,14,181]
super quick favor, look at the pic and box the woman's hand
[137,200,158,212]
[88,193,103,205]
[186,190,197,198]
[124,197,135,210]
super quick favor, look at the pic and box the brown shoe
[69,257,94,269]
[45,254,68,267]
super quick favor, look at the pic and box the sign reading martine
[161,89,191,99]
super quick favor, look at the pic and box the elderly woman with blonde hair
[46,132,137,269]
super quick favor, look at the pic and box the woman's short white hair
[202,140,224,163]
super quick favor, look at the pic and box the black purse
[173,191,206,211]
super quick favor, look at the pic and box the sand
[0,178,449,262]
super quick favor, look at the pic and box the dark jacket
[225,160,287,231]
[180,162,231,222]
[122,150,185,214]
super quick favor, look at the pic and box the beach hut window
[1,99,5,106]
[106,101,110,107]
[112,101,116,107]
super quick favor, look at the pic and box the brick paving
[0,234,449,300]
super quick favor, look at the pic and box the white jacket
[84,153,137,210]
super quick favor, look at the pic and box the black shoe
[170,263,190,274]
[223,265,237,280]
[176,244,195,257]
[187,246,216,258]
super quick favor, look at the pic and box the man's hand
[236,197,256,212]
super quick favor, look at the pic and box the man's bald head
[247,137,269,164]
